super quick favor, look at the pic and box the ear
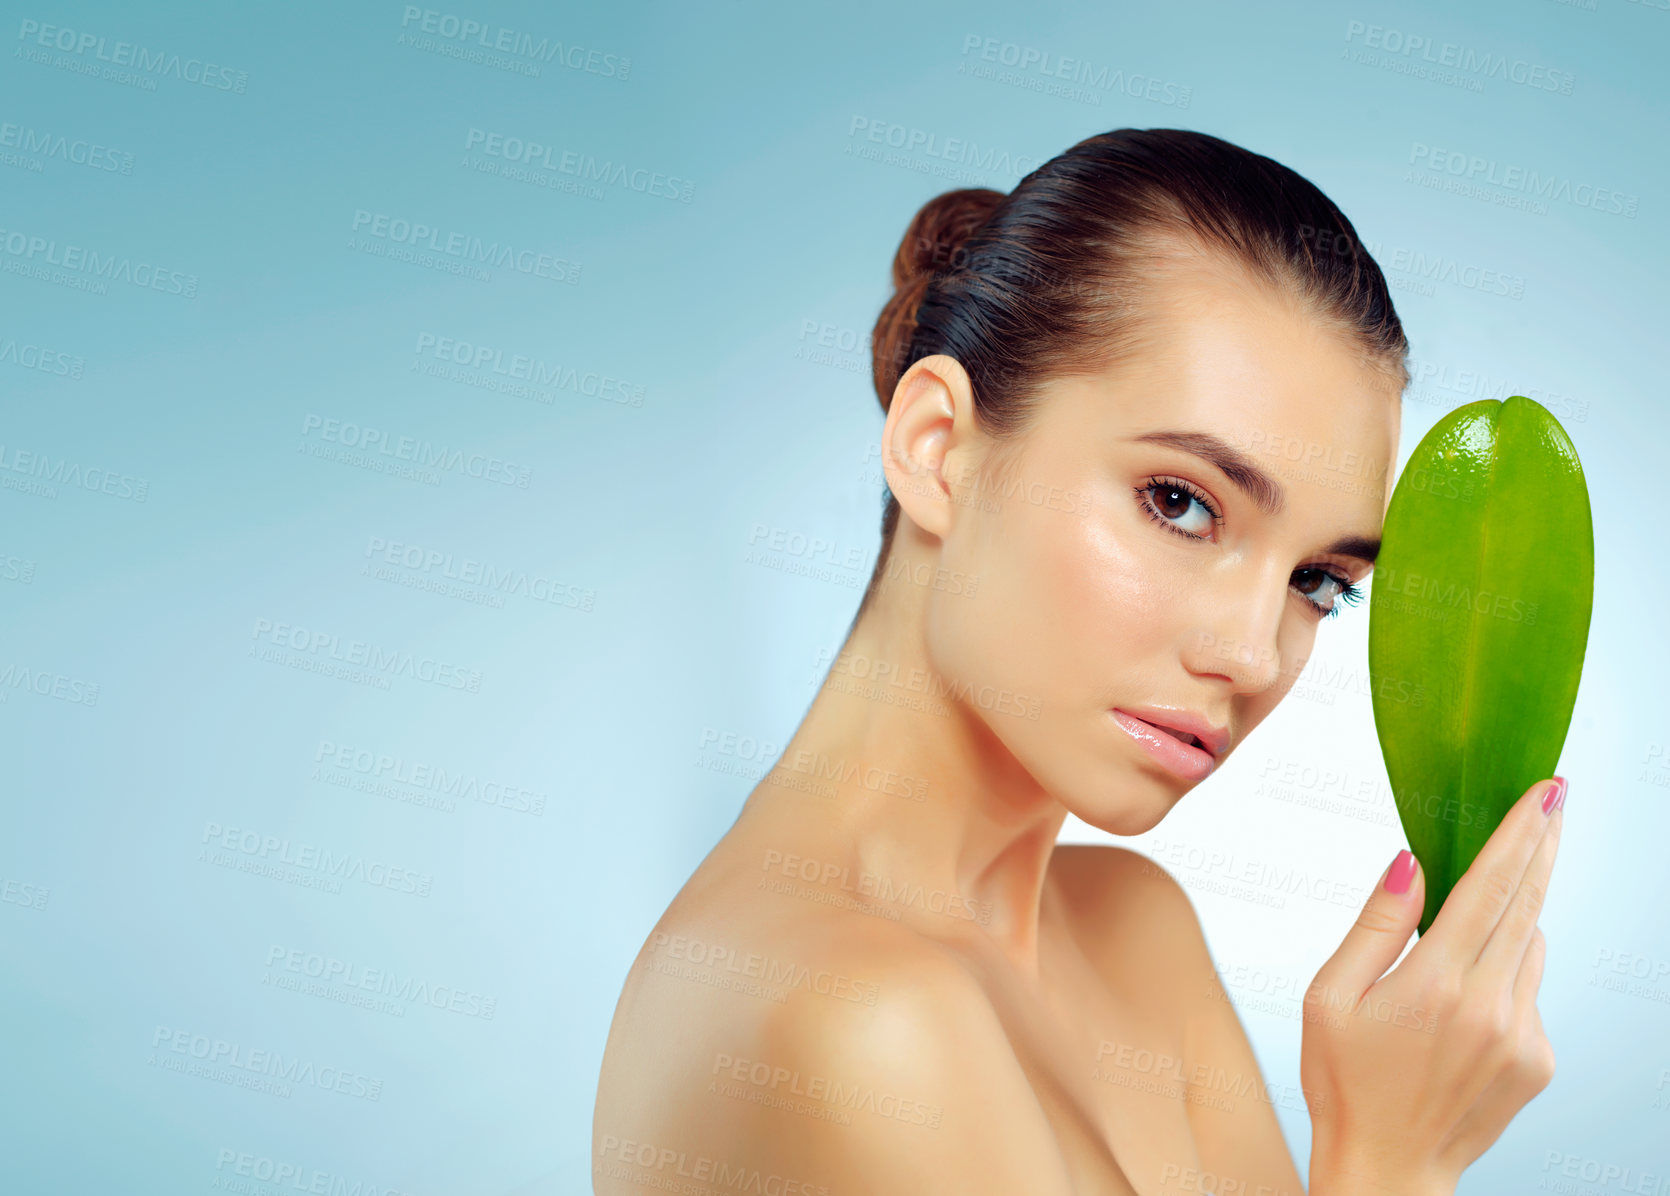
[880,354,979,541]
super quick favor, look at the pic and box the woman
[592,128,1564,1196]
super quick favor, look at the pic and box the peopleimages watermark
[1365,239,1526,300]
[958,33,1192,108]
[298,413,531,488]
[1373,564,1541,627]
[1140,840,1371,912]
[0,661,98,706]
[0,120,134,174]
[213,1148,413,1196]
[264,944,496,1019]
[349,210,581,284]
[462,128,692,202]
[1642,744,1670,792]
[2,878,50,911]
[809,645,1043,721]
[1254,755,1399,829]
[0,337,84,378]
[1404,356,1590,424]
[249,616,485,693]
[396,7,630,80]
[861,442,1091,520]
[1589,945,1670,1007]
[744,521,873,589]
[1301,225,1526,301]
[694,725,782,783]
[0,224,197,297]
[149,1026,382,1101]
[1539,1150,1670,1193]
[198,821,434,897]
[1193,630,1427,709]
[1206,956,1439,1036]
[765,748,932,803]
[14,19,250,93]
[313,738,548,816]
[1092,1037,1323,1115]
[0,552,35,585]
[760,848,993,926]
[1238,427,1389,502]
[594,1134,829,1196]
[1408,142,1639,218]
[710,1050,945,1128]
[0,441,147,501]
[794,317,875,376]
[1341,21,1575,94]
[846,116,1043,186]
[413,332,644,408]
[643,931,882,1007]
[1159,1163,1304,1196]
[363,535,595,612]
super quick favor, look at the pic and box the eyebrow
[1133,428,1381,565]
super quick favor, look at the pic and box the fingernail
[1541,776,1567,816]
[1385,849,1416,894]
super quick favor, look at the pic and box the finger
[1477,805,1562,980]
[1512,926,1548,1015]
[1419,777,1564,972]
[1441,1000,1556,1171]
[1432,1015,1555,1179]
[1310,849,1424,1013]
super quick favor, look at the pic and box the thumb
[1309,848,1425,1014]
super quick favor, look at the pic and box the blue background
[3,0,1667,1192]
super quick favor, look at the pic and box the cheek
[1041,506,1191,693]
[1268,634,1315,704]
[928,496,1182,706]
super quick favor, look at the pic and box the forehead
[1051,252,1403,512]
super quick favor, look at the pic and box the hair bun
[892,187,1006,286]
[872,188,1006,409]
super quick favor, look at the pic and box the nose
[1184,569,1287,694]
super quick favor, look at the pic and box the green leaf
[1367,395,1594,936]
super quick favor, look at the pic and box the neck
[736,545,1070,980]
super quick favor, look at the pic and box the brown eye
[1290,566,1364,620]
[1135,477,1221,541]
[1154,486,1192,519]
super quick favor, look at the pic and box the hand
[1299,775,1566,1196]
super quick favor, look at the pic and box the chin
[1073,773,1187,837]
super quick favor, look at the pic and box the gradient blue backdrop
[3,0,1667,1192]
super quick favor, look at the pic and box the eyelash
[1133,476,1364,620]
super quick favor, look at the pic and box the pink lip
[1117,706,1230,758]
[1111,708,1228,782]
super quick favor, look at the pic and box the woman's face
[914,255,1403,836]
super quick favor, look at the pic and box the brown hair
[858,126,1408,619]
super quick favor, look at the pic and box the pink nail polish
[1385,849,1416,894]
[1553,775,1567,811]
[1541,777,1567,815]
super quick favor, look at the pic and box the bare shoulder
[1046,844,1305,1191]
[1048,843,1214,1008]
[593,869,1075,1195]
[1049,841,1201,926]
